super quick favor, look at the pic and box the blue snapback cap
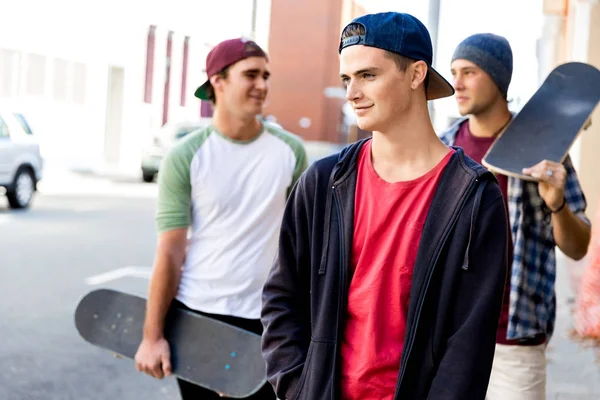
[340,12,454,100]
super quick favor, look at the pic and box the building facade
[264,0,367,144]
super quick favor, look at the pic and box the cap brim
[194,80,212,100]
[426,67,455,100]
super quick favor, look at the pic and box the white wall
[1,0,259,173]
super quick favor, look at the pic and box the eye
[363,73,375,79]
[341,77,350,87]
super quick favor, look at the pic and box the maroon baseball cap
[194,38,269,100]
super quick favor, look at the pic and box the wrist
[550,197,566,213]
[143,324,164,341]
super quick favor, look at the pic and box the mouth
[455,96,469,103]
[249,95,266,102]
[354,105,373,114]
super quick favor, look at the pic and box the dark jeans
[173,301,276,400]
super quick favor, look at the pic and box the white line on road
[84,266,152,285]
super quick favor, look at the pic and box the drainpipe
[428,0,441,125]
[251,0,258,39]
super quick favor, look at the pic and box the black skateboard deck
[482,62,600,181]
[74,288,267,398]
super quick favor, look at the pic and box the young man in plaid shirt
[442,33,591,399]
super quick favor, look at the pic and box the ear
[410,61,428,90]
[209,74,223,92]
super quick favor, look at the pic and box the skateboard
[482,62,600,181]
[74,288,267,398]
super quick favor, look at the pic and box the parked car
[141,118,211,182]
[0,109,43,209]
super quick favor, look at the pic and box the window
[0,117,10,138]
[162,31,173,125]
[53,58,69,101]
[26,53,46,96]
[0,49,18,98]
[181,36,190,106]
[144,25,156,103]
[13,113,33,135]
[72,62,86,104]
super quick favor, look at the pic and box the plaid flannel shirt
[440,117,590,340]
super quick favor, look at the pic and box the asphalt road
[0,176,179,400]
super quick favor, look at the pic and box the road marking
[85,266,152,285]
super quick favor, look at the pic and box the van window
[0,117,9,138]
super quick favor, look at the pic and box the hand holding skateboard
[522,160,567,211]
[134,337,173,379]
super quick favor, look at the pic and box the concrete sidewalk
[546,253,600,399]
[36,162,157,198]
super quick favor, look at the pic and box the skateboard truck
[583,117,592,130]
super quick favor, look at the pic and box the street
[0,172,179,400]
[0,169,599,399]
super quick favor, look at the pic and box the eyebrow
[244,68,270,76]
[451,66,477,73]
[340,66,382,79]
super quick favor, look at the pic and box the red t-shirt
[454,121,544,345]
[340,140,454,400]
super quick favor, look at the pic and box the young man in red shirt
[261,12,510,400]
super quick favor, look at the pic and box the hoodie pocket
[290,340,336,400]
[289,343,314,400]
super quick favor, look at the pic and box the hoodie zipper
[331,185,347,399]
[394,178,479,398]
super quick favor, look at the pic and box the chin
[357,117,378,132]
[248,105,264,116]
[457,105,471,116]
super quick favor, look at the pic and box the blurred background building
[0,0,598,219]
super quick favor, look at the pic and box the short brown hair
[205,66,230,104]
[340,23,429,89]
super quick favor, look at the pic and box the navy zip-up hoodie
[261,139,509,400]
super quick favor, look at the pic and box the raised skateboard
[482,61,600,181]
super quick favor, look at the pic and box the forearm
[143,236,186,340]
[553,206,591,260]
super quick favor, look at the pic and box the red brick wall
[265,0,348,142]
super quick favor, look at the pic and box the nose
[452,74,464,91]
[345,79,362,102]
[255,76,268,92]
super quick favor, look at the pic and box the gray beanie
[451,33,513,98]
